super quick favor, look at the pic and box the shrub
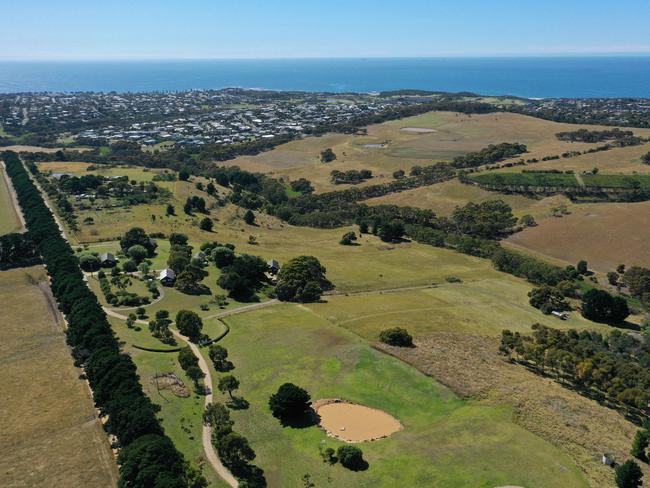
[339,231,357,245]
[122,259,138,272]
[379,327,414,347]
[127,244,149,263]
[199,217,213,231]
[337,445,365,470]
[243,210,255,225]
[79,253,101,272]
[615,459,643,488]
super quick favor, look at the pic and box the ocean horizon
[1,56,650,98]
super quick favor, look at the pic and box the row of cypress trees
[2,151,191,488]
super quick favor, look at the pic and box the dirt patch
[314,399,402,442]
[400,127,438,133]
[376,332,647,488]
[151,372,191,397]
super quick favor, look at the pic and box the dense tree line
[500,324,650,421]
[272,163,455,228]
[555,128,636,143]
[2,151,193,487]
[451,143,527,169]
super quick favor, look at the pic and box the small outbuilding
[159,268,176,286]
[267,259,281,275]
[100,252,117,268]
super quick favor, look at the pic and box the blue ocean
[1,57,649,98]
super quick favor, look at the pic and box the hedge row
[2,151,189,488]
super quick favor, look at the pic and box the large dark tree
[275,256,332,302]
[581,289,630,323]
[268,383,311,420]
[176,310,203,340]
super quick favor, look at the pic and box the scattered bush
[379,327,414,347]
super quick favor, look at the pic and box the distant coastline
[1,56,650,97]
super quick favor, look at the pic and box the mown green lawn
[308,277,611,339]
[220,304,588,488]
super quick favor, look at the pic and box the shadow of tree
[280,408,320,429]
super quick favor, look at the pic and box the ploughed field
[505,201,650,272]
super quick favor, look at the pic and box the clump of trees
[148,310,174,343]
[500,324,650,419]
[0,232,40,268]
[556,128,635,143]
[177,346,204,390]
[2,151,190,485]
[451,200,517,238]
[275,256,332,302]
[528,285,569,314]
[290,178,314,194]
[269,383,312,422]
[217,253,267,300]
[120,227,157,257]
[379,327,414,347]
[203,402,265,486]
[623,266,650,307]
[452,142,527,169]
[330,169,372,184]
[183,195,207,214]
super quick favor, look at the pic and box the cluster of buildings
[0,89,404,147]
[522,98,650,127]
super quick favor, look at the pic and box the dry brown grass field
[0,266,117,488]
[376,333,648,488]
[365,178,577,219]
[505,201,650,272]
[229,111,650,193]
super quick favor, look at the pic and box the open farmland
[228,111,650,193]
[219,304,588,488]
[505,201,650,272]
[365,178,576,219]
[0,266,117,488]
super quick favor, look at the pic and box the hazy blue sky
[2,0,650,59]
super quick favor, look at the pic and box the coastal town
[0,89,408,147]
